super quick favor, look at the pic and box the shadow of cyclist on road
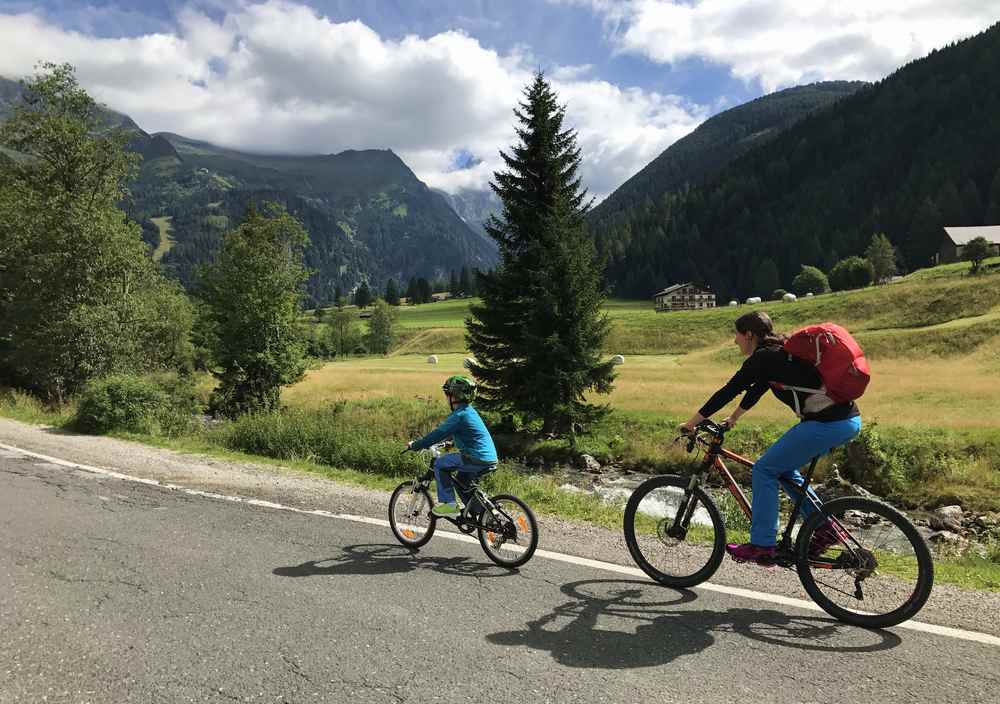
[486,579,902,669]
[272,543,518,580]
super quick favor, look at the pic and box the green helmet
[442,375,476,403]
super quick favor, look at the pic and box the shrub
[829,256,874,291]
[964,236,992,274]
[791,265,830,296]
[75,375,167,434]
[74,373,202,436]
[770,288,788,301]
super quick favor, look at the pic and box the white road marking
[3,441,999,648]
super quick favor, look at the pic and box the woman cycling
[680,311,861,565]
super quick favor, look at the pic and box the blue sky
[0,1,994,198]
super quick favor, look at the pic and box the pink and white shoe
[726,543,777,567]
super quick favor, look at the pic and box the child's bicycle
[389,443,539,568]
[622,419,934,628]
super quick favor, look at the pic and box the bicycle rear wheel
[796,497,934,628]
[478,494,538,568]
[389,481,437,549]
[623,475,726,588]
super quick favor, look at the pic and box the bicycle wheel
[388,481,437,549]
[478,494,538,568]
[796,496,934,628]
[623,475,727,588]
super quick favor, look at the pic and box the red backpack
[772,323,870,406]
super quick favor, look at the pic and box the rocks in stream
[929,505,964,533]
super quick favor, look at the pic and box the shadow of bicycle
[487,578,903,669]
[272,543,518,580]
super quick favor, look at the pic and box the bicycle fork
[667,473,708,538]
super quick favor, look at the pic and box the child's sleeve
[410,412,461,450]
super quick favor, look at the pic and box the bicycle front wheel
[796,496,934,628]
[623,475,726,588]
[388,481,437,549]
[478,494,538,568]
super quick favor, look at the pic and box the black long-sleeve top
[698,346,859,423]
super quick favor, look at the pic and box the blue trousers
[750,416,862,547]
[432,452,493,504]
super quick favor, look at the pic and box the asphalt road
[3,451,999,704]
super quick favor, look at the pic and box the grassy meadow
[291,256,1000,517]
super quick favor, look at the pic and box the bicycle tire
[796,496,934,628]
[623,475,727,588]
[388,481,437,549]
[478,494,538,568]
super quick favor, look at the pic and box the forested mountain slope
[591,23,1000,301]
[588,81,865,232]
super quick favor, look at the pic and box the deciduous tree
[200,203,310,416]
[964,236,992,274]
[0,63,192,400]
[366,299,398,354]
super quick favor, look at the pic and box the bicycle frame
[412,452,506,535]
[682,422,858,564]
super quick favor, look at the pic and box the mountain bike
[622,419,934,628]
[389,444,539,568]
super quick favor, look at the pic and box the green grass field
[150,216,175,262]
[293,257,1000,514]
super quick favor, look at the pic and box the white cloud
[579,0,997,92]
[0,1,706,199]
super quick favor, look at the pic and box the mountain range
[0,75,498,306]
[5,20,998,305]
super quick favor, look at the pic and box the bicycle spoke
[798,497,933,627]
[624,476,726,588]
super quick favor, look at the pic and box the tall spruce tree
[385,278,400,306]
[466,73,614,436]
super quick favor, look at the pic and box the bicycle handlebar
[678,419,730,453]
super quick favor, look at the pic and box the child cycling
[406,375,499,517]
[680,311,862,566]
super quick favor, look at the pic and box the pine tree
[353,281,372,309]
[466,72,615,436]
[866,232,898,283]
[449,269,459,296]
[385,278,400,306]
[334,285,344,308]
[405,277,418,305]
[417,278,433,304]
[459,266,473,296]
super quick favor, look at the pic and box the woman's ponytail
[735,311,786,349]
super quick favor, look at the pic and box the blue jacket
[411,404,498,464]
